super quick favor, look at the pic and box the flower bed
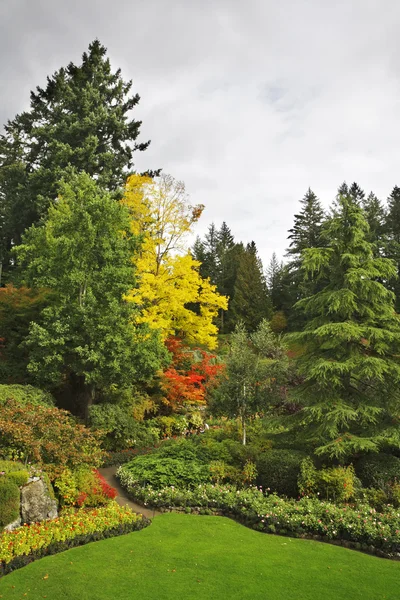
[0,501,149,576]
[117,477,400,559]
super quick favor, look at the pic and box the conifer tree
[362,192,386,252]
[291,195,400,458]
[348,182,365,205]
[0,40,153,279]
[200,223,220,284]
[231,242,272,331]
[287,188,325,265]
[285,189,325,327]
[385,186,400,311]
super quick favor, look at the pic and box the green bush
[356,453,400,489]
[0,385,54,406]
[298,459,360,502]
[0,460,25,473]
[118,455,210,489]
[0,460,29,487]
[158,439,199,461]
[5,471,29,487]
[256,450,307,497]
[0,480,20,528]
[89,403,159,451]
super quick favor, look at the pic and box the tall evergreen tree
[291,195,400,458]
[348,182,365,205]
[200,223,220,284]
[0,39,153,280]
[287,188,325,264]
[285,189,325,328]
[231,242,272,331]
[385,186,400,311]
[216,222,239,332]
[361,192,386,252]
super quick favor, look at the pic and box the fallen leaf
[43,574,49,580]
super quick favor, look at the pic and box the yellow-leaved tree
[123,173,227,349]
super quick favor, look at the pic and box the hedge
[0,480,20,528]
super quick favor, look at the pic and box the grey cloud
[1,0,400,267]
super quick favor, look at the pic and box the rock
[21,478,58,524]
[4,516,21,531]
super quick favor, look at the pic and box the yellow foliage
[123,174,227,349]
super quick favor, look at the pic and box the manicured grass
[1,513,399,599]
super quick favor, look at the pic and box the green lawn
[0,513,399,599]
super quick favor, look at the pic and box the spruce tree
[0,40,153,279]
[291,195,400,458]
[200,223,220,284]
[216,222,238,332]
[285,189,325,328]
[287,188,325,265]
[349,182,365,205]
[362,192,386,252]
[385,186,400,311]
[231,242,272,331]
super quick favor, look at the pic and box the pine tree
[0,40,153,279]
[231,242,272,331]
[291,195,400,458]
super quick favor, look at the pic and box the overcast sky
[1,0,400,266]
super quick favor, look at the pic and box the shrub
[0,399,103,479]
[356,453,400,489]
[0,480,20,528]
[118,455,210,489]
[298,459,360,502]
[0,460,25,473]
[54,467,117,508]
[5,471,29,487]
[298,457,318,497]
[0,502,149,575]
[89,403,159,451]
[158,439,199,461]
[256,450,307,497]
[317,465,359,502]
[0,460,29,488]
[209,461,240,484]
[0,384,54,406]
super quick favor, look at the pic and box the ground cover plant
[1,513,399,600]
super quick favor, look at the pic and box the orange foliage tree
[161,337,224,411]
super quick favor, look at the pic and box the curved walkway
[99,466,160,519]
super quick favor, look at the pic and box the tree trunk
[84,385,95,425]
[242,414,246,446]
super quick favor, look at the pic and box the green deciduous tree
[291,194,400,458]
[14,171,167,418]
[210,320,288,444]
[0,39,153,280]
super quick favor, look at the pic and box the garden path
[99,466,160,519]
